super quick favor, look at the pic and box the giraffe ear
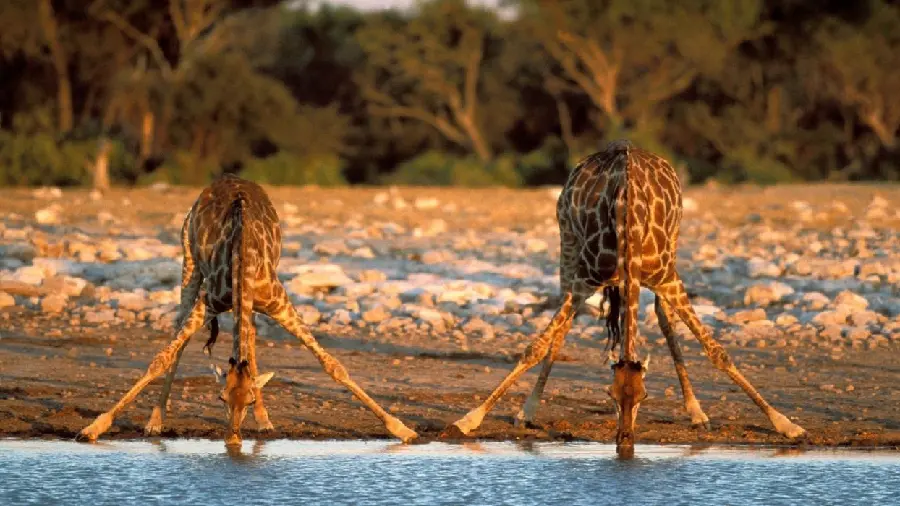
[254,372,274,389]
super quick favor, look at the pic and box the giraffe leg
[77,298,207,442]
[659,278,806,439]
[144,344,187,436]
[451,293,579,435]
[654,295,710,430]
[245,322,274,431]
[145,267,203,436]
[513,315,574,427]
[263,284,417,443]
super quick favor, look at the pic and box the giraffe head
[213,357,274,446]
[607,355,650,451]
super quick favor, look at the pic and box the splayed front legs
[264,285,417,443]
[451,293,578,435]
[78,299,207,442]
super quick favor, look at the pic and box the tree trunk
[140,110,155,162]
[864,112,897,150]
[458,113,492,163]
[554,94,575,156]
[37,0,73,133]
[93,138,112,191]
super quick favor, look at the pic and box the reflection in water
[225,439,267,460]
[0,440,897,506]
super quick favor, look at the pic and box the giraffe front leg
[146,270,204,436]
[660,278,806,439]
[654,295,710,430]
[245,323,274,432]
[77,299,207,442]
[263,285,417,443]
[452,293,578,436]
[144,344,187,436]
[513,315,573,428]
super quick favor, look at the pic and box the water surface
[1,439,897,505]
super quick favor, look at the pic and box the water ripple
[1,440,897,506]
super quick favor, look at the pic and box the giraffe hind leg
[654,294,710,430]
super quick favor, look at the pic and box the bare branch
[91,5,172,77]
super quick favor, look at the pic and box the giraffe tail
[229,196,254,364]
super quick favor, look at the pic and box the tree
[355,0,497,162]
[808,1,900,149]
[519,0,767,139]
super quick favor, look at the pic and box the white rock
[115,293,151,311]
[801,292,830,310]
[414,197,440,210]
[84,309,116,324]
[285,264,353,293]
[833,291,868,312]
[682,197,698,212]
[524,238,549,254]
[11,266,45,285]
[35,207,60,225]
[747,257,781,278]
[462,317,494,341]
[743,282,794,306]
[0,292,15,308]
[40,293,68,313]
[372,192,390,206]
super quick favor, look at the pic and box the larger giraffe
[77,174,418,445]
[449,140,806,449]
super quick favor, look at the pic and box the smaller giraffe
[77,174,418,445]
[448,140,806,449]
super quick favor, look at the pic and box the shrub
[0,131,134,187]
[240,151,347,186]
[384,151,521,187]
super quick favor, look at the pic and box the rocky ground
[1,182,899,449]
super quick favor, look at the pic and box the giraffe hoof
[772,412,807,439]
[257,422,275,433]
[385,416,418,443]
[692,420,712,432]
[144,423,163,436]
[77,413,112,443]
[75,431,97,443]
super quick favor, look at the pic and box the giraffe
[448,140,807,449]
[77,174,418,445]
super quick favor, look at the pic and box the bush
[138,151,221,186]
[240,151,347,186]
[384,151,521,187]
[0,131,134,187]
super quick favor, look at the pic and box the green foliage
[0,130,134,186]
[1,0,899,187]
[384,151,521,187]
[240,152,347,186]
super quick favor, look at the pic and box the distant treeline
[1,0,898,188]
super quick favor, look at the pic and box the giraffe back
[556,141,683,290]
[184,174,282,312]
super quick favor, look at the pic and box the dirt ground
[1,183,899,449]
